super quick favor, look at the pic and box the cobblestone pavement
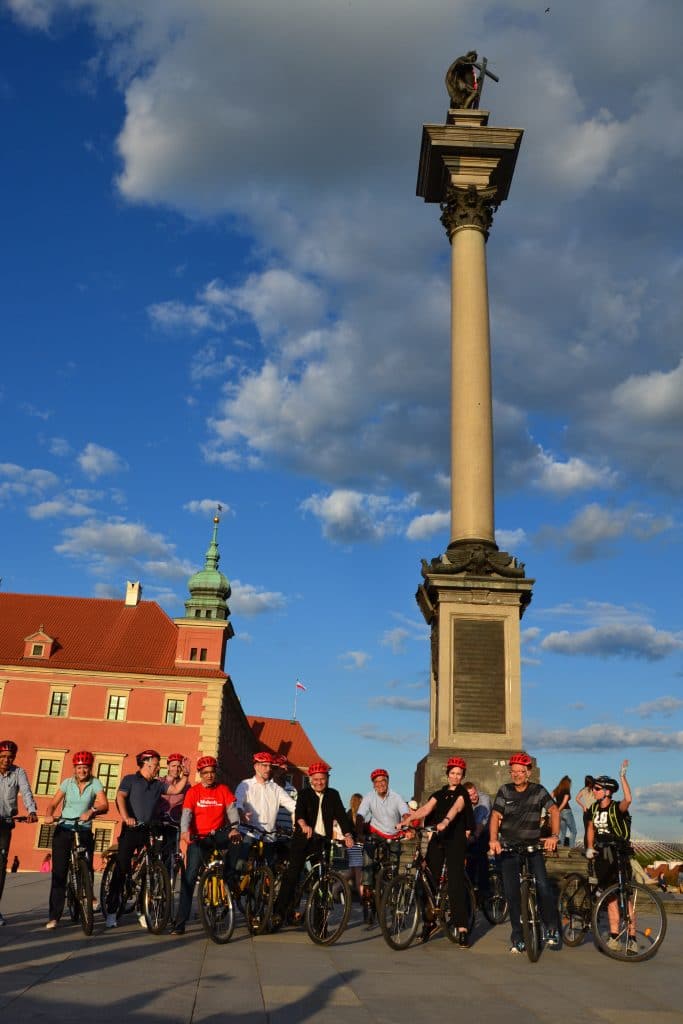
[1,874,681,1024]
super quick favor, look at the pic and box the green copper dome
[184,515,231,620]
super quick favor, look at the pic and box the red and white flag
[295,679,306,691]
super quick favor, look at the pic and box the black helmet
[593,775,618,794]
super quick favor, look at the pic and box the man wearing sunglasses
[585,759,633,950]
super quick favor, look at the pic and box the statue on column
[445,51,499,110]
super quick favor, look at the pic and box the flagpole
[293,680,298,722]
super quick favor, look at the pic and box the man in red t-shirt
[171,756,239,935]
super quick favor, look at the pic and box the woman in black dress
[403,756,474,946]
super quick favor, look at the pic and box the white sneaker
[607,936,621,951]
[627,938,639,955]
[45,920,58,930]
[105,913,118,928]
[138,914,148,930]
[0,913,6,927]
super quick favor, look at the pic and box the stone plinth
[414,560,534,801]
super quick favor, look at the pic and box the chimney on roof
[125,580,142,606]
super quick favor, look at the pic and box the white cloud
[525,723,683,751]
[77,443,128,480]
[48,437,71,457]
[634,781,683,818]
[532,451,618,496]
[0,462,59,504]
[349,723,426,747]
[381,627,410,655]
[184,499,232,516]
[147,299,227,334]
[406,510,449,541]
[230,580,286,616]
[339,650,370,671]
[612,358,683,425]
[496,528,527,550]
[369,696,429,712]
[626,697,683,720]
[56,518,173,562]
[28,496,95,520]
[537,503,674,561]
[300,489,413,544]
[541,623,683,661]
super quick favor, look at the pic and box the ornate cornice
[440,184,498,241]
[422,542,527,580]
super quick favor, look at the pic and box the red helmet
[509,752,533,768]
[167,753,184,764]
[72,751,94,767]
[446,756,467,771]
[197,756,218,772]
[253,751,274,764]
[308,761,331,776]
[370,768,389,781]
[0,739,18,755]
[273,754,288,768]
[136,749,161,767]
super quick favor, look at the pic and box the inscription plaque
[452,619,505,733]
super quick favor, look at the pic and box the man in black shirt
[271,761,354,929]
[105,749,166,929]
[489,751,561,953]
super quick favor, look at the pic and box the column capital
[440,184,498,241]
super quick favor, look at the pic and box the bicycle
[379,827,475,950]
[162,821,186,926]
[100,822,171,934]
[236,827,277,935]
[59,818,95,936]
[361,831,403,928]
[500,841,549,962]
[193,834,235,944]
[467,852,508,925]
[303,838,351,945]
[559,840,666,962]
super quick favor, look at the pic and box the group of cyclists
[0,736,640,956]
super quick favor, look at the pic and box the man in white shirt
[234,752,296,867]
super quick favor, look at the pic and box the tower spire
[184,508,231,620]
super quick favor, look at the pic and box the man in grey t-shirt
[489,752,560,954]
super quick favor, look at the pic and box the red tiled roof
[247,716,322,770]
[0,593,226,679]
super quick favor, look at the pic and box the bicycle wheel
[438,874,475,941]
[75,858,94,936]
[143,860,171,934]
[305,870,351,946]
[379,875,420,950]
[197,864,235,944]
[245,865,274,935]
[482,870,508,925]
[591,881,666,962]
[374,863,397,917]
[66,866,79,923]
[559,873,590,947]
[169,859,184,925]
[100,857,124,920]
[521,879,541,962]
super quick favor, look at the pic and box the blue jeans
[559,808,577,846]
[177,829,233,926]
[500,849,558,945]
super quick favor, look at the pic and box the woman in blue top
[44,751,108,928]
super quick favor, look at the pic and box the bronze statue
[445,51,499,109]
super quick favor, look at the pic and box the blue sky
[1,1,681,837]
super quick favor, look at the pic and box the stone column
[413,108,534,802]
[441,186,497,547]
